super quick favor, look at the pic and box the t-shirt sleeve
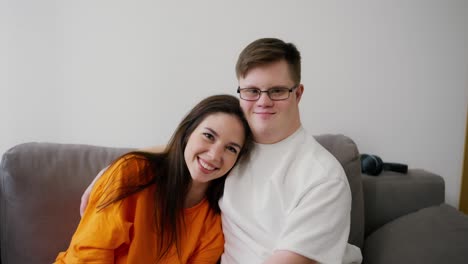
[187,213,225,263]
[54,156,142,263]
[275,178,352,264]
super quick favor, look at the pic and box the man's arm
[263,251,317,264]
[267,177,354,264]
[139,145,166,153]
[79,166,107,216]
[79,145,166,216]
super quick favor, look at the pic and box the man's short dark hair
[235,38,301,84]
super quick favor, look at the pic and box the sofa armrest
[362,169,445,236]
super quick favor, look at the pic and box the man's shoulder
[287,131,347,183]
[294,131,340,163]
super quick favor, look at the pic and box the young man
[81,38,362,264]
[218,38,361,264]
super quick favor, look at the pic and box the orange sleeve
[54,155,147,264]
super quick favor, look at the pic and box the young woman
[55,94,253,263]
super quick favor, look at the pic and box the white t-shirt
[219,127,362,264]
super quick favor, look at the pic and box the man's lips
[254,112,275,115]
[254,112,275,118]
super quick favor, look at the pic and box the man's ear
[295,84,304,103]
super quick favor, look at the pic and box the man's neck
[254,124,302,144]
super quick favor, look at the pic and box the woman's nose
[208,144,224,162]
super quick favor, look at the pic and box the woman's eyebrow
[204,127,242,149]
[204,127,219,137]
[229,142,242,150]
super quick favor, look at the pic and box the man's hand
[79,166,107,217]
[140,145,165,153]
[263,250,317,264]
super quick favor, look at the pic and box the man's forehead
[238,76,294,89]
[238,60,294,86]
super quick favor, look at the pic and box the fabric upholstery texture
[363,204,468,264]
[0,143,130,264]
[362,170,445,236]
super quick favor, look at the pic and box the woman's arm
[57,159,134,263]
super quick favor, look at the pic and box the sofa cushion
[315,134,364,249]
[0,142,131,264]
[363,204,468,264]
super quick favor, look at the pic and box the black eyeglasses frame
[236,85,298,101]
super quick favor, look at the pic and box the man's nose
[257,91,273,106]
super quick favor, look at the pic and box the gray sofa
[1,135,467,264]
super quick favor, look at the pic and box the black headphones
[360,154,408,176]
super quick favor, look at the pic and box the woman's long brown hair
[97,94,253,261]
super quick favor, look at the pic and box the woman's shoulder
[114,152,152,169]
[107,152,157,182]
[85,152,159,212]
[92,153,158,198]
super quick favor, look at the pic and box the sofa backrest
[0,142,130,264]
[315,134,364,248]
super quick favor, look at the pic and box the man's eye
[245,89,260,94]
[203,133,214,140]
[226,146,238,154]
[270,88,285,94]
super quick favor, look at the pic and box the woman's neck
[184,181,209,208]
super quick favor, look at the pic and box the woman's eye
[227,146,238,154]
[203,133,214,140]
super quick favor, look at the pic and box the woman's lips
[197,157,217,174]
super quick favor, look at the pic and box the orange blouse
[55,155,224,264]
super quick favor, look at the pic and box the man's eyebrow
[241,85,289,90]
[204,127,242,149]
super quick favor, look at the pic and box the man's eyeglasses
[237,85,298,101]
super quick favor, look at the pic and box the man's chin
[254,113,275,121]
[252,126,275,141]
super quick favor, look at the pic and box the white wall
[3,0,468,207]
